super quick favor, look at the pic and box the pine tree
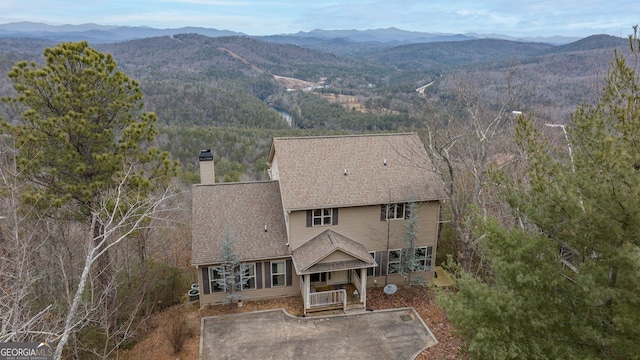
[213,229,249,304]
[439,28,640,359]
[1,41,176,358]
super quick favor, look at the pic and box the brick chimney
[199,149,215,184]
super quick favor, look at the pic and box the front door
[327,270,348,285]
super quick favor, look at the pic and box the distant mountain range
[0,22,243,43]
[0,22,582,45]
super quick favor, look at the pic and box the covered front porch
[300,268,368,315]
[291,229,376,315]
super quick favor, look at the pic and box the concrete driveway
[200,307,437,360]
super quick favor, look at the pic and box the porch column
[304,274,310,315]
[361,270,367,309]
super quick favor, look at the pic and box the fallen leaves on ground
[120,286,467,359]
[366,286,468,360]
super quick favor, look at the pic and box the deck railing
[309,289,346,310]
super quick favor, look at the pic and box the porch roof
[291,229,376,275]
[304,259,373,274]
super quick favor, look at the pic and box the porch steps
[306,307,367,316]
[344,307,367,315]
[304,303,366,316]
[304,309,344,317]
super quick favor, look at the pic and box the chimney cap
[199,149,213,161]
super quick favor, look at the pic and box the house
[192,133,446,314]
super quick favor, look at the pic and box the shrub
[163,312,193,354]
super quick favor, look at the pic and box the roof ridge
[273,132,416,141]
[328,232,338,244]
[193,179,278,187]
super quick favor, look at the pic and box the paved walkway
[200,307,437,359]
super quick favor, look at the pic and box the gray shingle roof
[191,181,289,266]
[291,229,376,274]
[268,132,446,211]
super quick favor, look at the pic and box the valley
[0,31,629,181]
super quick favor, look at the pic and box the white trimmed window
[387,249,402,274]
[414,247,433,272]
[209,267,225,293]
[381,203,408,220]
[271,260,286,286]
[241,263,256,290]
[313,208,333,226]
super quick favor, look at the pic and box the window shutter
[256,262,262,289]
[202,267,210,295]
[286,259,293,286]
[332,208,338,225]
[264,262,272,288]
[380,205,386,221]
[306,210,312,227]
[404,203,411,219]
[379,250,388,276]
[427,246,433,268]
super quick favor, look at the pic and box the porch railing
[351,270,362,297]
[309,289,346,310]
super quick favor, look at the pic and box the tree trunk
[55,218,97,359]
[92,221,116,332]
[457,234,473,273]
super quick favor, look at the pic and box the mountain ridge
[0,22,582,45]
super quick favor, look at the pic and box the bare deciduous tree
[54,162,178,359]
[0,134,62,343]
[419,70,519,272]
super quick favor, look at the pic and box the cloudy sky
[0,0,637,38]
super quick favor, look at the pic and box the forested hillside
[361,38,554,70]
[0,33,629,181]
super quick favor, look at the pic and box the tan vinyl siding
[196,259,300,307]
[289,201,441,253]
[269,154,280,180]
[320,250,356,263]
[199,285,300,306]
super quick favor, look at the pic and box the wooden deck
[432,266,455,287]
